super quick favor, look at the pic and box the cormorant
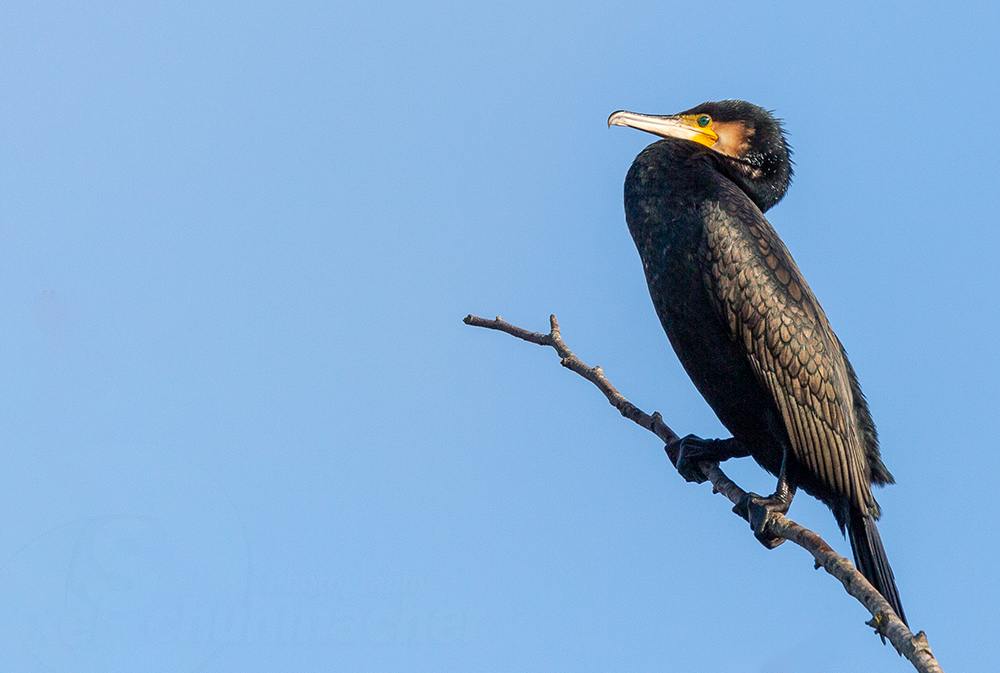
[609,100,907,626]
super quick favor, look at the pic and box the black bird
[609,100,907,627]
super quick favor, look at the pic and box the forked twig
[464,313,942,673]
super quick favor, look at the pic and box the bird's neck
[709,152,790,213]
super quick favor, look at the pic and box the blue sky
[1,1,995,671]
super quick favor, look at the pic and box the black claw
[666,434,719,483]
[734,493,786,549]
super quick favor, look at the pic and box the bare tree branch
[464,313,943,673]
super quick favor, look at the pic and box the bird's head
[609,100,793,212]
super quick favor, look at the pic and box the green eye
[697,115,712,127]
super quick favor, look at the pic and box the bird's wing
[700,190,874,513]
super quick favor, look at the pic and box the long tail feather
[847,508,907,627]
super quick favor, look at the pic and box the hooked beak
[608,110,719,148]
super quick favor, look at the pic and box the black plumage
[609,100,906,626]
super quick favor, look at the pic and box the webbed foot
[665,435,747,483]
[665,435,717,483]
[733,492,789,549]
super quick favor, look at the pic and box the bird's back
[625,139,888,521]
